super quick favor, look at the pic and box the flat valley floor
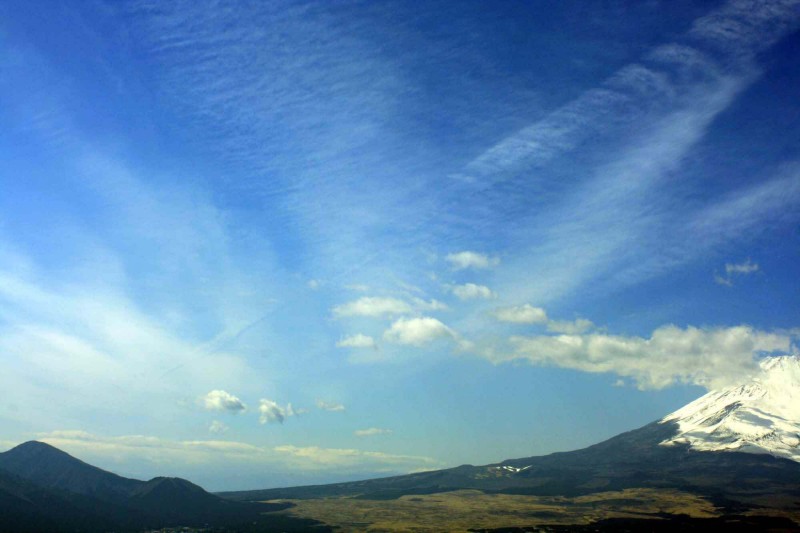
[264,488,800,532]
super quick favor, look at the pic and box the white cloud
[497,325,793,390]
[258,399,300,424]
[491,305,593,332]
[202,390,246,413]
[336,334,377,349]
[354,427,393,437]
[451,283,496,300]
[307,279,322,290]
[714,272,734,286]
[726,259,759,275]
[383,317,454,347]
[273,445,434,469]
[546,318,595,334]
[412,298,450,312]
[714,259,760,286]
[688,0,800,56]
[462,0,799,186]
[332,297,412,318]
[492,304,548,324]
[685,171,800,264]
[208,420,229,434]
[445,251,500,270]
[316,400,346,412]
[35,430,438,475]
[288,404,307,416]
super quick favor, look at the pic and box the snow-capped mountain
[660,355,800,462]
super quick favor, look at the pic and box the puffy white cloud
[202,390,246,413]
[445,251,500,270]
[258,399,303,424]
[497,325,793,390]
[208,420,228,434]
[332,297,412,317]
[316,399,346,412]
[546,318,595,334]
[451,283,496,300]
[336,333,377,349]
[490,305,592,333]
[492,304,548,324]
[354,427,392,437]
[383,317,454,346]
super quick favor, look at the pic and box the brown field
[265,488,721,532]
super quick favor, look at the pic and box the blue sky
[1,0,799,491]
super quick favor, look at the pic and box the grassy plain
[266,488,721,532]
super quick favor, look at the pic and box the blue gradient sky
[1,0,799,491]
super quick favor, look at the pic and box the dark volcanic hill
[0,468,119,533]
[127,476,252,525]
[0,441,330,532]
[0,441,140,502]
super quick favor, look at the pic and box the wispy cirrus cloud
[316,400,346,412]
[714,258,760,286]
[354,427,393,437]
[443,0,800,307]
[35,430,438,479]
[0,142,288,437]
[616,168,800,290]
[208,420,229,434]
[462,0,800,188]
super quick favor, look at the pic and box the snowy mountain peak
[660,355,800,462]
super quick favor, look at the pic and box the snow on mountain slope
[660,355,800,462]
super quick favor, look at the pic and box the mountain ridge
[0,442,330,531]
[220,356,800,506]
[0,440,142,503]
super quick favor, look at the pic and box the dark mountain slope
[0,440,141,502]
[0,468,120,532]
[219,420,800,506]
[128,476,255,526]
[0,441,331,531]
[222,357,800,506]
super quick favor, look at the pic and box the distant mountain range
[0,441,329,532]
[3,356,799,531]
